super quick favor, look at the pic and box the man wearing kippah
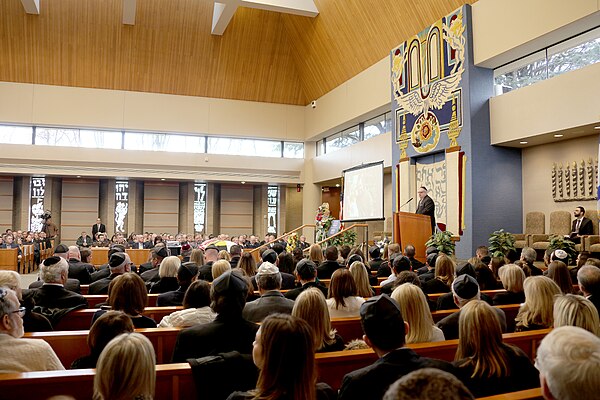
[338,295,454,400]
[88,252,132,295]
[242,262,294,323]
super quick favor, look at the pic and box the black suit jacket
[338,348,455,400]
[92,223,106,238]
[88,273,122,295]
[67,259,93,284]
[172,314,258,362]
[27,284,88,309]
[157,286,189,306]
[317,260,342,279]
[29,278,81,293]
[572,217,593,236]
[416,194,436,232]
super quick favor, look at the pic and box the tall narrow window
[267,185,279,234]
[29,177,46,232]
[114,181,129,233]
[194,183,207,234]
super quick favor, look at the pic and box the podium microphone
[400,197,413,209]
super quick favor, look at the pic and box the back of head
[256,314,316,400]
[108,273,148,316]
[229,244,242,256]
[158,256,180,278]
[261,249,278,264]
[325,246,338,261]
[391,283,432,344]
[328,268,357,308]
[577,265,600,295]
[536,326,600,400]
[177,262,198,284]
[392,255,411,274]
[457,300,507,378]
[520,247,536,264]
[295,259,317,281]
[308,244,323,263]
[349,261,372,298]
[0,271,20,295]
[88,311,134,357]
[369,245,381,259]
[277,252,294,274]
[452,274,480,307]
[396,271,420,287]
[360,294,405,351]
[210,269,248,316]
[183,280,211,309]
[272,242,285,255]
[292,288,334,351]
[68,245,80,260]
[404,245,416,258]
[40,256,68,284]
[387,243,401,258]
[255,262,282,291]
[212,259,232,280]
[523,276,561,321]
[218,249,231,261]
[435,254,455,284]
[553,294,600,336]
[190,248,205,266]
[238,252,257,277]
[498,264,525,292]
[339,245,351,260]
[547,260,573,294]
[94,332,156,400]
[383,368,474,400]
[53,243,69,259]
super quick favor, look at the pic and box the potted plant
[488,229,516,258]
[329,229,357,247]
[548,235,577,265]
[425,231,455,255]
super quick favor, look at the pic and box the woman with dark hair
[453,300,539,397]
[326,268,365,318]
[292,247,305,266]
[238,252,257,277]
[227,314,335,400]
[92,273,157,328]
[159,280,216,328]
[154,235,164,246]
[488,256,505,281]
[546,260,575,294]
[277,252,295,275]
[71,311,134,369]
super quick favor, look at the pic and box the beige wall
[472,0,600,68]
[285,187,304,233]
[220,184,254,236]
[60,179,99,243]
[491,63,600,145]
[0,177,13,233]
[143,182,179,234]
[522,135,598,229]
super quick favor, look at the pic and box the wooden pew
[0,248,19,271]
[80,285,89,295]
[428,289,507,303]
[0,363,195,400]
[331,304,522,342]
[315,328,549,390]
[84,294,160,308]
[25,328,180,367]
[127,248,152,265]
[478,388,543,400]
[53,307,181,330]
[90,247,110,266]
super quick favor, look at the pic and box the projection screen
[341,161,384,222]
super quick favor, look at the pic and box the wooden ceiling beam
[19,0,39,14]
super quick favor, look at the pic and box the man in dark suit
[416,186,436,234]
[66,245,93,284]
[88,252,131,295]
[90,245,126,282]
[284,259,328,301]
[131,234,152,250]
[75,231,93,248]
[157,262,197,306]
[242,262,294,323]
[172,270,258,362]
[140,246,169,283]
[338,295,454,400]
[91,218,106,240]
[567,206,593,244]
[317,246,342,279]
[197,246,219,282]
[252,249,295,290]
[577,265,600,317]
[26,256,88,310]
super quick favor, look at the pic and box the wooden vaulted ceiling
[0,0,475,106]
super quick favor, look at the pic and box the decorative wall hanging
[552,158,597,202]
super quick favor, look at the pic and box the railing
[246,224,316,261]
[304,223,369,252]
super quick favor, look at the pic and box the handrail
[247,224,316,255]
[304,223,369,251]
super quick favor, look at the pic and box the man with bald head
[577,265,600,316]
[197,245,220,282]
[67,245,94,284]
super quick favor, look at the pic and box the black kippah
[43,256,61,266]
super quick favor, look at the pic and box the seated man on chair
[566,206,593,244]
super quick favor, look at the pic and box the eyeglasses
[10,307,26,318]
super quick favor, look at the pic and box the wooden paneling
[0,0,305,105]
[143,182,179,233]
[0,0,475,106]
[0,177,13,232]
[60,179,99,244]
[220,184,253,235]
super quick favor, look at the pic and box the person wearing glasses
[0,287,64,373]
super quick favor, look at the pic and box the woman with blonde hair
[391,283,444,343]
[326,268,365,318]
[94,332,156,400]
[453,300,539,397]
[292,288,344,352]
[493,264,526,305]
[546,260,575,294]
[553,294,600,336]
[189,248,205,267]
[148,255,180,294]
[212,259,232,280]
[309,244,324,265]
[349,261,374,298]
[515,276,561,332]
[422,253,455,294]
[218,250,231,261]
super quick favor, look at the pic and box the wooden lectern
[394,212,432,263]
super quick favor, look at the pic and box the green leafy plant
[425,231,455,255]
[488,229,516,258]
[329,229,357,247]
[548,235,577,265]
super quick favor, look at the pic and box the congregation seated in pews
[4,238,600,399]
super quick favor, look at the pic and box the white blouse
[158,307,216,328]
[326,296,366,318]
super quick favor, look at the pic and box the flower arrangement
[286,233,298,253]
[315,202,334,242]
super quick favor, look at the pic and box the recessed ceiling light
[160,178,166,181]
[76,176,81,178]
[554,134,564,138]
[595,126,600,130]
[335,184,340,187]
[241,181,245,184]
[519,141,528,145]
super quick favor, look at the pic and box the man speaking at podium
[416,186,436,234]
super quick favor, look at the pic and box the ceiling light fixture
[161,178,166,181]
[594,126,600,130]
[241,181,246,184]
[519,141,528,145]
[335,184,340,187]
[554,134,564,138]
